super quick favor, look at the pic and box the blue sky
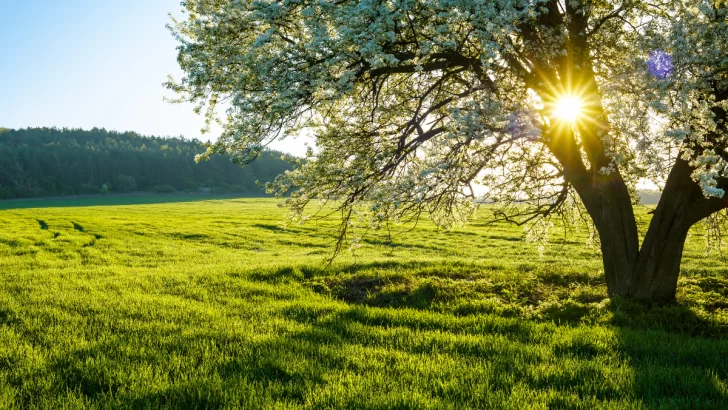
[0,1,306,155]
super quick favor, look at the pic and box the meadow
[1,197,727,409]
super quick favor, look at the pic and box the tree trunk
[624,97,728,301]
[583,157,723,303]
[629,157,719,302]
[631,211,690,302]
[586,178,639,298]
[585,182,688,303]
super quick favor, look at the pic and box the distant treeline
[0,127,293,199]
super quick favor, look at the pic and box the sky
[0,0,309,155]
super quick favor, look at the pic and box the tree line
[0,127,293,199]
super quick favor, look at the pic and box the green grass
[0,194,250,210]
[1,198,727,409]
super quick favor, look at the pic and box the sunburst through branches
[552,95,584,123]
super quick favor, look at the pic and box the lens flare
[553,96,583,123]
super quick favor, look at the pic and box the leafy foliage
[0,127,293,199]
[168,0,728,223]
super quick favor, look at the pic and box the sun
[552,96,584,123]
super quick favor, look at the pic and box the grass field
[0,194,249,211]
[1,197,728,409]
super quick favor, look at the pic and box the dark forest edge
[0,193,260,210]
[0,127,294,199]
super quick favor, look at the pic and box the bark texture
[575,157,727,303]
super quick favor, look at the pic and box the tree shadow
[247,260,483,285]
[28,261,727,408]
[251,223,287,232]
[362,238,442,251]
[38,328,343,409]
[276,239,329,248]
[168,233,212,241]
[322,275,440,310]
[22,293,728,408]
[285,266,728,407]
[287,301,728,408]
[610,301,728,408]
[335,260,458,274]
[248,265,324,283]
[278,305,628,405]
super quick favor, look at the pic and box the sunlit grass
[0,197,727,408]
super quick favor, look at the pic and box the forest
[0,127,293,199]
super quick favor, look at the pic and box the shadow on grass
[248,261,456,284]
[35,262,727,408]
[281,304,728,407]
[362,238,443,251]
[312,267,728,339]
[612,303,728,408]
[40,333,337,409]
[248,266,323,283]
[325,275,441,310]
[168,233,212,241]
[297,303,728,407]
[249,261,606,314]
[276,239,329,248]
[274,261,728,407]
[252,224,325,238]
[23,295,728,408]
[39,318,369,410]
[252,223,287,232]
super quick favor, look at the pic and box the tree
[114,175,138,193]
[0,128,293,198]
[168,0,728,303]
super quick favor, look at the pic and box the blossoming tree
[168,0,728,302]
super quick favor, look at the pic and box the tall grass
[0,198,727,408]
